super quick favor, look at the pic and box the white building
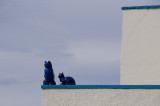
[121,5,160,85]
[42,5,160,106]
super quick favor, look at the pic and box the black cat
[58,72,76,85]
[43,61,56,85]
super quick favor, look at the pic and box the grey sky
[0,0,160,106]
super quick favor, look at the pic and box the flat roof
[41,85,160,89]
[122,5,160,10]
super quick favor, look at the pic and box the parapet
[42,85,160,106]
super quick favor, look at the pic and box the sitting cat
[43,61,56,85]
[58,72,76,85]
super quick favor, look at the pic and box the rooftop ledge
[41,85,160,89]
[122,5,160,10]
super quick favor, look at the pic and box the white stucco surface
[121,8,160,84]
[42,89,160,106]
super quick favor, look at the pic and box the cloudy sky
[1,0,160,106]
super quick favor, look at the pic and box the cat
[43,61,56,85]
[58,72,76,85]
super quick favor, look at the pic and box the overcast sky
[1,0,160,106]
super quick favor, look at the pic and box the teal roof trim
[41,85,160,89]
[122,5,160,10]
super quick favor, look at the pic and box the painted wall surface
[121,8,160,84]
[42,89,160,106]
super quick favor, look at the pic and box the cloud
[66,40,120,64]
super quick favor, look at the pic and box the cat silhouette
[43,61,56,85]
[58,72,76,85]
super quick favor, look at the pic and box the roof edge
[41,85,160,89]
[122,5,160,10]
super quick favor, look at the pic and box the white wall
[121,8,160,84]
[42,89,160,106]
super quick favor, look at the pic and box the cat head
[44,61,52,68]
[58,72,65,78]
[58,72,66,82]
